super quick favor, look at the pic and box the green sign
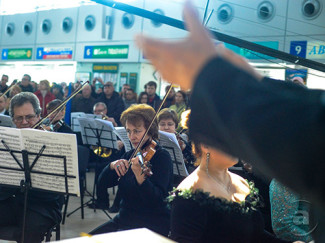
[84,45,129,59]
[225,41,278,60]
[2,48,33,60]
[93,63,119,73]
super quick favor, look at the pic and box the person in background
[170,90,187,122]
[0,75,9,94]
[93,102,118,127]
[96,82,125,126]
[120,84,130,99]
[137,91,148,104]
[163,85,176,108]
[91,77,105,99]
[19,74,34,93]
[123,88,137,109]
[34,80,55,117]
[51,84,64,100]
[0,93,9,115]
[145,81,161,111]
[71,84,96,114]
[5,85,22,112]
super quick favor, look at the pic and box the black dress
[168,185,290,243]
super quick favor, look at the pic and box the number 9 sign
[290,41,307,58]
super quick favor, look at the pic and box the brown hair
[157,108,178,128]
[120,104,158,140]
[40,80,51,92]
[181,109,201,165]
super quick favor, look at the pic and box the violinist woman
[90,104,173,236]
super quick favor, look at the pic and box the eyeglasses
[13,114,37,123]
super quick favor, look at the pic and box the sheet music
[71,112,101,132]
[0,127,24,186]
[0,127,80,195]
[114,127,132,152]
[78,117,118,149]
[0,114,16,128]
[159,131,188,177]
[21,129,80,196]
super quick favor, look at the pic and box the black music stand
[0,140,77,243]
[68,118,118,218]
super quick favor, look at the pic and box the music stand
[69,117,118,218]
[0,140,78,243]
[159,131,189,179]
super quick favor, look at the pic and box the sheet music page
[114,127,132,152]
[159,131,188,177]
[78,117,99,146]
[20,129,80,196]
[70,112,85,132]
[0,115,16,128]
[95,119,118,149]
[0,127,24,186]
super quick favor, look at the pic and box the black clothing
[189,57,325,241]
[0,84,8,94]
[147,94,162,111]
[162,97,175,108]
[90,144,173,236]
[19,84,34,93]
[169,189,289,243]
[71,96,96,114]
[96,91,125,125]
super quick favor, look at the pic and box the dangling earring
[205,152,210,174]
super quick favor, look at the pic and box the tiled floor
[0,171,118,242]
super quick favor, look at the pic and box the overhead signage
[290,41,307,58]
[225,41,278,60]
[290,41,325,59]
[93,63,119,73]
[36,47,73,60]
[306,41,325,59]
[84,45,129,59]
[2,48,32,60]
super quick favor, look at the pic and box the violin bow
[32,81,89,129]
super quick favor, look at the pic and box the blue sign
[290,41,307,58]
[2,49,8,60]
[37,47,73,60]
[84,46,93,58]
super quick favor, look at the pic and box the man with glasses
[0,92,63,243]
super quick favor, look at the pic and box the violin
[137,140,157,178]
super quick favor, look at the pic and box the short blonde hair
[40,80,51,91]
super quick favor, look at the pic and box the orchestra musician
[0,92,64,243]
[90,104,173,237]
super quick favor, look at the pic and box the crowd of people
[0,1,323,242]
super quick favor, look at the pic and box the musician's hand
[110,159,129,177]
[135,0,262,90]
[177,137,186,151]
[117,140,124,151]
[131,156,145,185]
[106,117,117,127]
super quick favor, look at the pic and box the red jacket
[34,90,56,117]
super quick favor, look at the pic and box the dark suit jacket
[189,57,325,241]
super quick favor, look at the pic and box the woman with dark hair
[137,91,148,104]
[90,104,173,237]
[168,111,294,243]
[169,90,187,122]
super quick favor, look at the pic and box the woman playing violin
[90,104,173,236]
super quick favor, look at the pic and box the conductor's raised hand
[135,0,262,90]
[110,159,129,177]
